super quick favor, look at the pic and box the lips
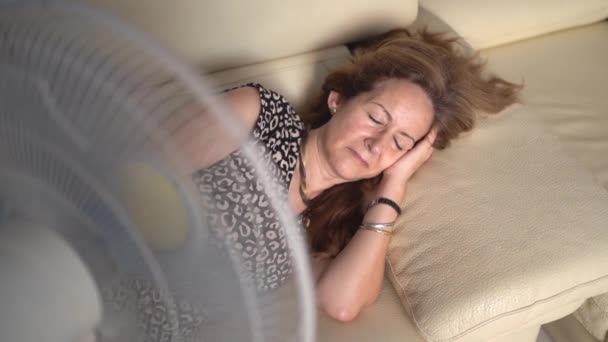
[349,148,369,167]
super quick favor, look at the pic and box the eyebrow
[371,101,417,144]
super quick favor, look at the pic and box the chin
[333,159,374,182]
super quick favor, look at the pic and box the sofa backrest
[81,0,419,72]
[421,0,608,50]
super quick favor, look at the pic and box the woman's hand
[380,126,438,196]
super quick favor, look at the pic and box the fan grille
[0,2,315,342]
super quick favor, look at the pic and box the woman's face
[319,78,434,181]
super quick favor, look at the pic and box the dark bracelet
[367,197,402,216]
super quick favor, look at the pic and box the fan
[0,1,315,342]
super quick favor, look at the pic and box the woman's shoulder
[225,82,305,140]
[224,82,296,115]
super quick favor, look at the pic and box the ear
[327,90,343,113]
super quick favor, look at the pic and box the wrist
[367,197,402,216]
[363,203,399,226]
[375,181,406,203]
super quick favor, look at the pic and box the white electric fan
[0,1,315,341]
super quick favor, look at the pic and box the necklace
[298,133,313,206]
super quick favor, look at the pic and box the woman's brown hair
[302,28,522,256]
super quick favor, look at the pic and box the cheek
[330,115,370,143]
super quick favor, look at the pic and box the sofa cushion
[85,0,417,72]
[420,0,608,49]
[387,107,608,342]
[482,21,608,190]
[480,22,608,341]
[207,7,474,114]
[207,46,351,112]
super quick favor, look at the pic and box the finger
[416,130,437,153]
[426,125,439,144]
[408,138,435,165]
[416,127,438,160]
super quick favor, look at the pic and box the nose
[364,134,387,155]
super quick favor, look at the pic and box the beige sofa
[86,1,608,341]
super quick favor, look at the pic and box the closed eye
[393,137,403,151]
[368,113,383,125]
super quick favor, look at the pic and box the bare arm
[315,184,403,322]
[169,86,261,173]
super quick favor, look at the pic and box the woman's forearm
[316,185,404,321]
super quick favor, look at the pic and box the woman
[182,28,521,324]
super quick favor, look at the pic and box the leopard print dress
[192,82,306,290]
[101,83,307,341]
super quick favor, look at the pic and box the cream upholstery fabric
[317,278,543,342]
[482,21,608,191]
[420,0,608,49]
[208,46,351,112]
[574,294,608,341]
[207,6,470,116]
[82,0,417,72]
[408,7,474,55]
[205,7,467,112]
[387,107,608,342]
[482,22,608,341]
